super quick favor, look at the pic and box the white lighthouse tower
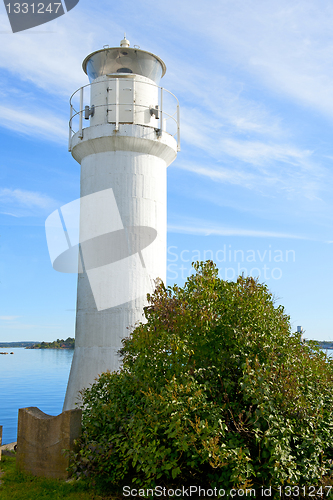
[62,37,179,410]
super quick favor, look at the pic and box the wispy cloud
[169,70,327,206]
[172,70,283,140]
[218,139,313,168]
[0,188,59,217]
[0,7,126,97]
[0,12,90,96]
[159,0,333,119]
[178,162,254,187]
[176,145,327,203]
[0,105,68,143]
[168,223,304,239]
[0,10,129,141]
[0,316,19,321]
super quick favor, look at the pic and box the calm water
[0,348,74,444]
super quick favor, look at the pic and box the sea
[1,347,333,445]
[0,348,74,445]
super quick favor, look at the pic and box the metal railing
[68,79,180,152]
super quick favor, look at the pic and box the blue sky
[1,0,333,342]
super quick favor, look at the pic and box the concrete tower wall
[63,150,171,409]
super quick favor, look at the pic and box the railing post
[79,87,83,139]
[160,87,163,133]
[177,103,180,151]
[115,79,119,131]
[68,103,73,152]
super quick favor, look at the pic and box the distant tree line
[318,341,333,350]
[26,337,75,349]
[0,342,36,348]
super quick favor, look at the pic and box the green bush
[71,261,333,498]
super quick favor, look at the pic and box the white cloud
[0,188,59,217]
[0,6,126,97]
[176,143,327,203]
[218,139,313,168]
[168,222,305,239]
[0,105,68,143]
[157,0,333,119]
[0,11,89,96]
[172,71,283,140]
[0,7,131,141]
[178,162,254,187]
[0,316,19,320]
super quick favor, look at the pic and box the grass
[0,456,117,500]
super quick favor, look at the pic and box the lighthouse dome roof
[82,43,166,84]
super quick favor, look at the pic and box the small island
[26,337,75,349]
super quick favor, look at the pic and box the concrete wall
[16,407,81,479]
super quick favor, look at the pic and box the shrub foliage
[71,261,333,497]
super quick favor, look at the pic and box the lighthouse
[62,37,180,410]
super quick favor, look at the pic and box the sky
[0,0,333,342]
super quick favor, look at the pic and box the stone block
[1,442,17,457]
[16,407,82,479]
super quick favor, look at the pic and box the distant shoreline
[0,338,74,349]
[1,339,332,349]
[0,342,36,348]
